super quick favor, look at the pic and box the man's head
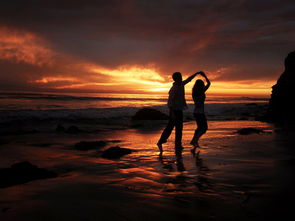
[172,72,182,83]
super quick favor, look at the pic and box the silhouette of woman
[190,72,211,153]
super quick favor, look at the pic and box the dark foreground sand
[1,120,295,221]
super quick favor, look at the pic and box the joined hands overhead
[195,71,206,77]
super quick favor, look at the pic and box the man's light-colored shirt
[167,77,193,110]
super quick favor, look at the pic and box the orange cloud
[28,62,274,95]
[30,76,78,84]
[53,82,120,90]
[208,80,275,95]
[3,24,273,96]
[0,26,54,66]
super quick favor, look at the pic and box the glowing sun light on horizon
[91,65,171,92]
[28,63,275,95]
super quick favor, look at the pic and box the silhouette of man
[157,72,199,154]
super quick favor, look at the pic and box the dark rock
[0,161,57,188]
[66,125,83,134]
[255,115,269,122]
[55,124,65,132]
[0,140,8,145]
[130,123,144,128]
[132,108,168,120]
[56,125,84,133]
[237,128,264,135]
[20,129,38,134]
[268,50,295,125]
[101,146,132,159]
[2,129,38,135]
[246,103,258,106]
[238,117,248,120]
[108,140,122,143]
[31,143,59,147]
[74,141,107,151]
[2,207,11,213]
[279,158,295,167]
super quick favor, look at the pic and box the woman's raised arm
[200,72,211,91]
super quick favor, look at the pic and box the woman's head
[193,79,205,96]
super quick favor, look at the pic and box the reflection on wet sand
[175,151,186,172]
[158,149,212,194]
[158,150,186,172]
[193,151,212,193]
[1,120,287,221]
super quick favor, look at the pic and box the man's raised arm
[183,72,200,85]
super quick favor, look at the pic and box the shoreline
[1,118,294,220]
[0,102,269,133]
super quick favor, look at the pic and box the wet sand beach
[1,120,294,221]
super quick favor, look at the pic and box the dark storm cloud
[0,0,295,92]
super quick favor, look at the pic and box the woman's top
[193,93,205,114]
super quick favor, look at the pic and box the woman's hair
[192,79,205,99]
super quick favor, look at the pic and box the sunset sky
[0,0,294,95]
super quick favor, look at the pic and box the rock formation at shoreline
[0,161,57,188]
[101,146,133,159]
[237,127,264,135]
[132,108,168,120]
[268,50,295,125]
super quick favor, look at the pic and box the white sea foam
[0,92,269,125]
[0,103,268,124]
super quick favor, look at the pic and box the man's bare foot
[175,146,183,154]
[175,144,183,150]
[157,142,163,155]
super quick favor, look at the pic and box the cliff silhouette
[268,50,295,126]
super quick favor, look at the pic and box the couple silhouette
[157,71,211,155]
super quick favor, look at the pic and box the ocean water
[0,92,269,125]
[0,92,269,110]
